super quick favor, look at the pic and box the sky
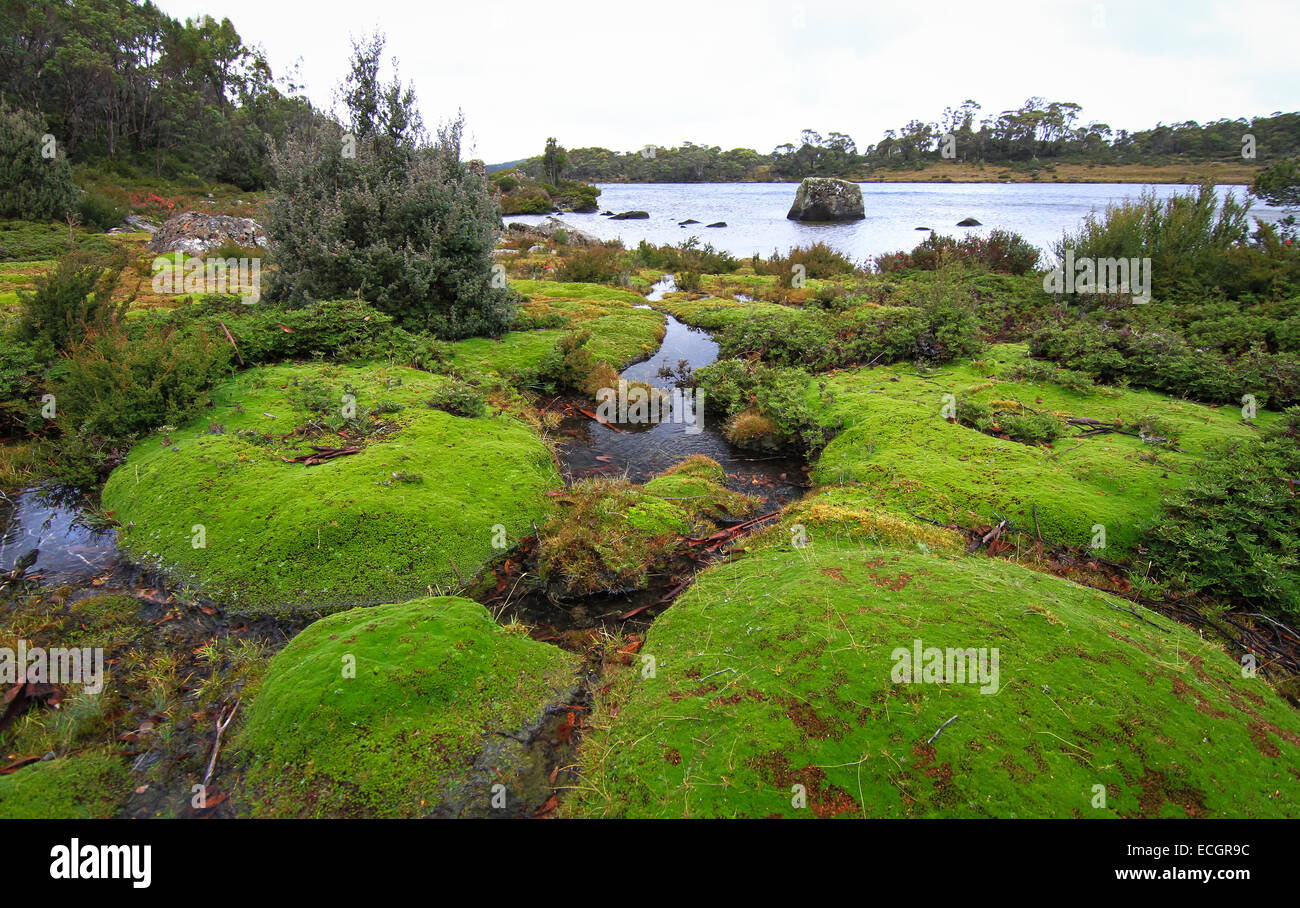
[154,0,1300,163]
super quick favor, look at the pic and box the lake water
[506,182,1285,263]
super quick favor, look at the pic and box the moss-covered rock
[102,363,560,615]
[538,456,760,596]
[810,344,1265,551]
[573,544,1300,818]
[0,750,132,818]
[238,597,580,818]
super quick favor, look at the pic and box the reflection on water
[0,489,120,583]
[554,307,807,510]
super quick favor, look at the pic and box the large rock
[506,216,603,247]
[786,177,865,222]
[147,211,267,255]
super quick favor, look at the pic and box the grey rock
[786,177,865,222]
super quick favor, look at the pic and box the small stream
[0,276,807,594]
[551,275,807,510]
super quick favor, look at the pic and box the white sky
[154,0,1300,163]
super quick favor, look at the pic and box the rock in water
[786,177,865,222]
[147,211,267,255]
[610,210,650,220]
[957,217,982,226]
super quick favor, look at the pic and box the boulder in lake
[148,211,267,255]
[786,177,865,222]
[706,222,726,228]
[957,217,982,226]
[679,219,700,225]
[610,210,650,220]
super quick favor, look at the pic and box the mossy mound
[538,457,761,596]
[810,343,1262,551]
[573,545,1300,818]
[102,362,559,615]
[447,280,664,379]
[238,597,580,818]
[0,750,132,819]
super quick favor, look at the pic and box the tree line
[0,0,315,189]
[516,99,1300,183]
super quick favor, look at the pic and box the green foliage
[75,188,127,232]
[955,396,1064,445]
[51,322,232,475]
[1029,318,1300,407]
[534,329,597,393]
[876,229,1041,275]
[0,103,77,221]
[266,37,514,339]
[1052,184,1259,300]
[630,238,740,274]
[425,383,487,418]
[0,1,311,188]
[758,242,861,282]
[554,245,629,285]
[1250,156,1300,209]
[694,358,836,453]
[1143,408,1300,619]
[18,252,126,351]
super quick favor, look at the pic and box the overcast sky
[154,0,1299,163]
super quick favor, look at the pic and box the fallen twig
[927,715,958,745]
[201,699,241,788]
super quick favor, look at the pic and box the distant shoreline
[587,161,1262,187]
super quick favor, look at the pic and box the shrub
[18,252,126,352]
[694,359,836,453]
[630,238,740,274]
[46,322,233,485]
[266,38,514,339]
[876,230,1040,275]
[75,189,128,232]
[1143,408,1300,619]
[425,383,487,418]
[555,245,628,284]
[1051,184,1253,301]
[0,104,77,221]
[759,242,861,283]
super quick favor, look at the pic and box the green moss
[539,457,760,596]
[102,362,560,615]
[446,281,664,380]
[810,344,1262,551]
[0,750,132,818]
[573,545,1300,818]
[238,596,580,817]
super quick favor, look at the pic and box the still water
[506,181,1284,262]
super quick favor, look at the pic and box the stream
[551,276,807,510]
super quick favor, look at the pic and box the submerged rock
[786,177,865,222]
[239,597,581,818]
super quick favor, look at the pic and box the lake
[504,182,1286,263]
